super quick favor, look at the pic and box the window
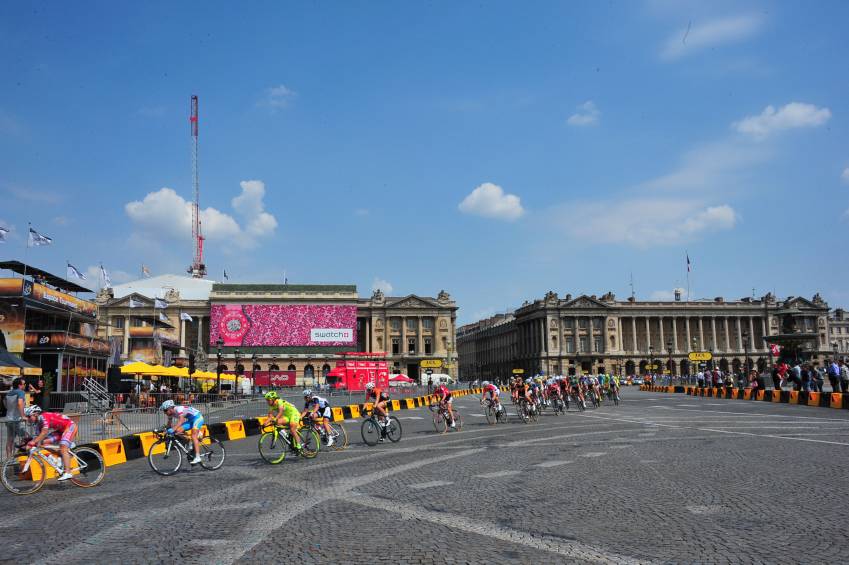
[392,338,400,355]
[565,338,574,353]
[594,337,603,352]
[580,336,588,351]
[407,318,417,331]
[423,318,433,330]
[578,318,588,329]
[424,337,432,355]
[287,364,296,371]
[408,338,416,354]
[592,318,601,330]
[113,317,124,329]
[563,318,573,329]
[390,318,401,331]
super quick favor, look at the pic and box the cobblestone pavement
[3,388,849,564]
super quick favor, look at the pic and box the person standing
[771,366,781,390]
[28,378,45,408]
[813,364,825,393]
[3,378,26,457]
[840,360,849,395]
[827,359,841,393]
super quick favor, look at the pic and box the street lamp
[743,331,751,376]
[251,353,258,396]
[648,345,654,379]
[234,349,241,396]
[666,339,673,384]
[215,338,224,395]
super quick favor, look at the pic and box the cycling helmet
[24,405,42,417]
[160,399,175,411]
[481,381,490,387]
[366,382,375,390]
[302,389,312,397]
[264,391,279,401]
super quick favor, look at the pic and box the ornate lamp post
[234,348,241,396]
[215,337,224,395]
[666,339,673,384]
[743,331,751,375]
[251,353,258,396]
[648,345,654,379]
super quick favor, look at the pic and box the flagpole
[23,222,31,281]
[685,250,690,303]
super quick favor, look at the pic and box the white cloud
[649,288,685,301]
[259,85,296,110]
[661,14,763,60]
[567,101,600,127]
[557,198,736,248]
[371,278,393,294]
[125,181,278,250]
[354,208,369,217]
[841,168,849,184]
[458,182,525,221]
[733,102,831,139]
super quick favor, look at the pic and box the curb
[639,384,849,410]
[85,386,507,469]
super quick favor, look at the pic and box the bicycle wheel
[432,411,447,434]
[386,416,402,443]
[496,405,508,423]
[361,418,380,446]
[452,411,463,431]
[529,405,539,423]
[148,438,182,476]
[1,455,46,495]
[517,403,529,423]
[258,431,287,464]
[300,430,320,459]
[199,437,225,470]
[329,422,348,451]
[485,404,496,425]
[69,447,106,488]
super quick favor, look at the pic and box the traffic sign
[512,368,525,374]
[688,352,713,362]
[421,359,443,369]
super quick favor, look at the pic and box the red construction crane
[188,95,206,278]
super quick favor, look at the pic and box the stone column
[761,317,767,342]
[631,317,638,353]
[658,316,665,351]
[124,314,130,359]
[180,317,186,348]
[710,317,717,351]
[418,317,424,355]
[645,317,651,352]
[541,318,547,354]
[685,317,691,352]
[672,317,678,353]
[401,316,407,356]
[749,317,756,350]
[723,317,730,352]
[197,316,204,352]
[736,317,743,351]
[698,317,705,350]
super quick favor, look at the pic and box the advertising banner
[249,370,296,387]
[128,326,180,347]
[210,304,356,347]
[0,299,25,353]
[0,279,97,317]
[25,332,110,355]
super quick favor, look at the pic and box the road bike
[605,387,620,406]
[301,414,348,451]
[258,422,319,464]
[550,394,565,415]
[482,398,508,424]
[360,408,402,446]
[147,429,225,476]
[1,441,105,495]
[585,388,601,409]
[430,402,463,433]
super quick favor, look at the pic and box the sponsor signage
[0,279,97,317]
[310,328,353,343]
[25,332,110,355]
[645,363,659,370]
[210,304,356,347]
[688,352,713,362]
[512,368,525,374]
[421,359,443,368]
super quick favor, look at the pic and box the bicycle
[1,440,105,495]
[482,398,507,424]
[301,415,348,451]
[606,387,620,406]
[147,429,225,476]
[515,398,530,423]
[550,394,565,415]
[430,402,463,433]
[258,421,319,464]
[360,408,402,446]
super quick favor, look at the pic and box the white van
[420,373,453,386]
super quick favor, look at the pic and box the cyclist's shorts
[180,415,204,432]
[279,404,301,425]
[49,422,77,447]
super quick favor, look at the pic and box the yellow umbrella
[162,366,187,377]
[120,361,152,374]
[0,365,21,376]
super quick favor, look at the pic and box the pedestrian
[427,376,433,394]
[800,365,811,392]
[789,363,802,391]
[749,370,759,394]
[826,359,841,393]
[3,377,26,458]
[697,370,705,388]
[28,378,45,408]
[840,360,849,394]
[724,372,734,390]
[771,366,781,390]
[813,364,825,393]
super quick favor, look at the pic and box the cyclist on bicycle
[23,406,77,481]
[365,383,390,426]
[526,378,541,413]
[479,381,503,415]
[301,389,334,447]
[510,376,522,404]
[547,378,562,407]
[264,391,303,451]
[610,374,621,401]
[432,382,456,428]
[161,400,204,465]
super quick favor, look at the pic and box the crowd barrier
[75,386,505,469]
[639,384,849,410]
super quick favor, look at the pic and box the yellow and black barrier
[641,384,849,410]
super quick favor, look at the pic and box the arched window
[322,364,331,378]
[304,365,314,382]
[287,364,296,371]
[269,363,280,371]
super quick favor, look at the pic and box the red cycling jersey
[37,412,74,433]
[434,384,451,399]
[483,383,498,394]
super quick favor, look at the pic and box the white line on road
[475,470,522,478]
[534,460,573,468]
[580,452,607,458]
[410,480,454,489]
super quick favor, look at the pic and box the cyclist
[609,374,621,402]
[365,383,391,426]
[510,376,522,404]
[264,391,303,451]
[161,399,203,465]
[527,378,541,413]
[302,389,334,447]
[23,405,77,481]
[432,382,456,428]
[479,380,503,415]
[547,378,562,409]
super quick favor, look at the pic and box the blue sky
[1,0,848,323]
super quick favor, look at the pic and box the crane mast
[188,95,206,278]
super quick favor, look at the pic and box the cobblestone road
[3,388,849,564]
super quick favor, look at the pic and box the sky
[1,0,848,324]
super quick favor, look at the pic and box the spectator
[4,377,26,457]
[724,372,734,390]
[28,378,45,408]
[827,359,841,393]
[800,365,811,392]
[813,364,824,392]
[840,360,849,394]
[427,376,433,394]
[697,370,705,388]
[771,366,781,390]
[748,370,759,392]
[789,363,803,391]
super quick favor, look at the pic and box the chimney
[674,289,681,302]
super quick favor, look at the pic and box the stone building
[829,308,849,358]
[458,291,832,382]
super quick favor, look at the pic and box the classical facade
[458,291,833,382]
[829,309,849,358]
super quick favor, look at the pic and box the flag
[28,227,52,247]
[180,312,193,322]
[100,264,112,288]
[142,265,151,278]
[154,298,167,309]
[770,344,781,357]
[158,312,169,323]
[128,298,144,309]
[66,263,87,281]
[686,254,691,272]
[223,269,229,280]
[0,226,8,243]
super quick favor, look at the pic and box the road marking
[340,493,641,564]
[410,480,453,489]
[609,445,630,449]
[580,452,607,458]
[534,460,573,468]
[686,504,723,515]
[403,416,424,420]
[475,470,521,478]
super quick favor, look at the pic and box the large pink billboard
[209,304,357,347]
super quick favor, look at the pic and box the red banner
[248,370,296,387]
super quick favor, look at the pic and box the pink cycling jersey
[37,412,74,433]
[483,384,499,395]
